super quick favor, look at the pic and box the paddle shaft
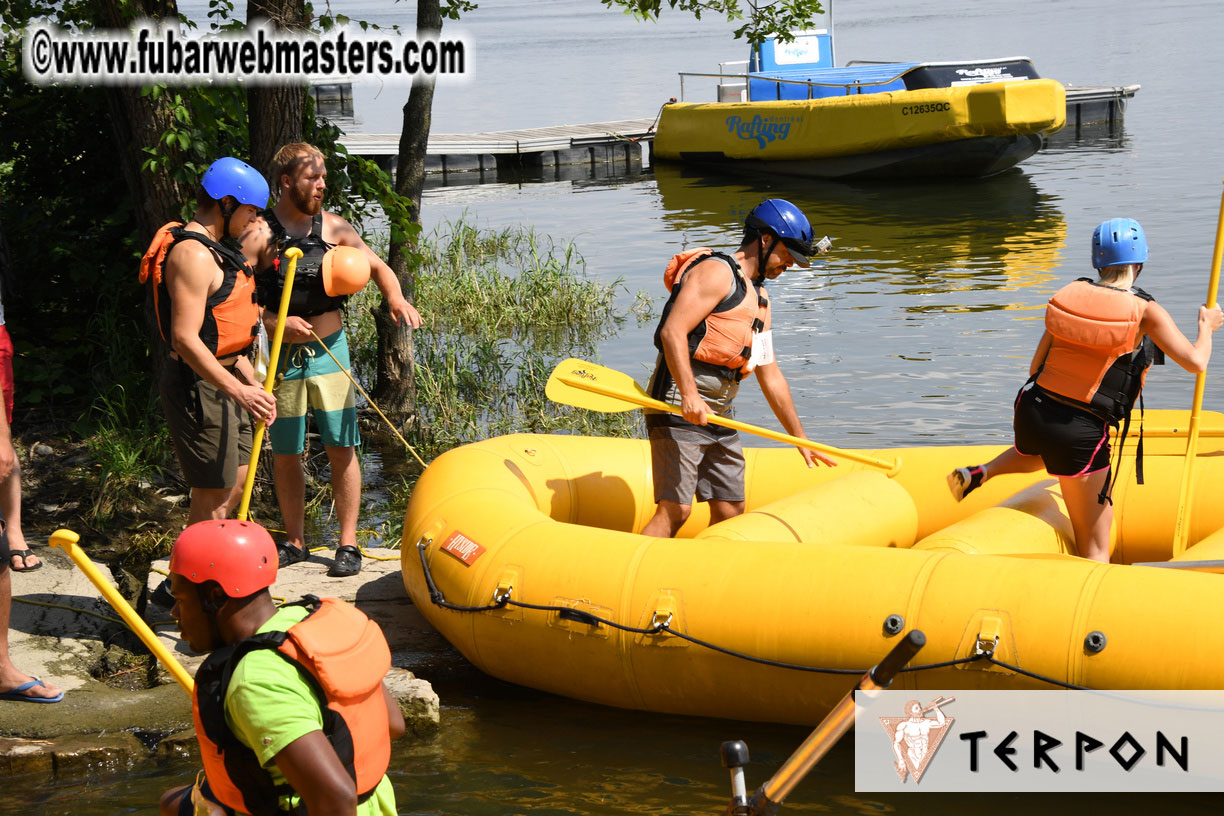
[49,529,194,693]
[560,374,901,475]
[237,248,302,522]
[747,631,926,814]
[1172,184,1224,554]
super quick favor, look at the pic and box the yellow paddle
[49,529,194,693]
[1172,184,1224,554]
[545,358,901,475]
[237,247,303,522]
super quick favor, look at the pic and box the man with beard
[245,144,420,577]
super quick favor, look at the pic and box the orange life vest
[139,222,260,359]
[191,596,393,816]
[655,248,771,380]
[1036,278,1156,423]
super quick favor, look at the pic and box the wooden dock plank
[340,117,656,157]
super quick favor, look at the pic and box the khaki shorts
[159,359,253,489]
[649,425,745,505]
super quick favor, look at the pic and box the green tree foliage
[603,0,825,44]
[0,0,407,419]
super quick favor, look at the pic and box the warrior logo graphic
[878,695,955,783]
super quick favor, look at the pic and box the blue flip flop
[0,678,64,704]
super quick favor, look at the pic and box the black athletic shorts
[1013,384,1111,477]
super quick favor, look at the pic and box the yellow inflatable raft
[401,410,1224,726]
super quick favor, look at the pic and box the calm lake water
[20,0,1224,812]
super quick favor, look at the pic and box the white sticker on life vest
[747,330,775,370]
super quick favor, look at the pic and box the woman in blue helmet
[642,199,836,538]
[947,218,1223,562]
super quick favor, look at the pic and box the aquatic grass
[346,218,654,464]
[82,384,173,524]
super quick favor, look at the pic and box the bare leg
[0,459,36,569]
[708,499,746,525]
[949,447,1046,501]
[642,500,690,538]
[273,452,307,552]
[1059,470,1113,563]
[0,567,61,698]
[219,464,248,519]
[980,447,1046,480]
[188,487,236,524]
[324,445,360,550]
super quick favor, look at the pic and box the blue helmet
[201,157,269,209]
[745,199,814,267]
[1092,218,1148,269]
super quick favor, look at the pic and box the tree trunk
[99,0,189,238]
[371,0,443,424]
[246,0,307,177]
[99,0,188,394]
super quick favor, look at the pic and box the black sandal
[328,545,362,577]
[276,541,309,568]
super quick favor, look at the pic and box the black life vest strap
[169,227,253,277]
[196,595,374,815]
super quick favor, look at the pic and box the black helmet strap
[756,233,777,288]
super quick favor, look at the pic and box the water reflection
[652,162,1067,307]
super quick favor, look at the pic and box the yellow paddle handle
[237,247,302,521]
[1172,183,1224,553]
[49,529,194,694]
[565,375,902,476]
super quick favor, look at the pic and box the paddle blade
[545,358,658,414]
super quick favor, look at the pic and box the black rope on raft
[417,541,1085,688]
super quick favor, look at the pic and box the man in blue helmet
[145,157,280,523]
[947,218,1223,562]
[641,199,836,538]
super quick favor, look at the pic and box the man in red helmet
[159,519,404,816]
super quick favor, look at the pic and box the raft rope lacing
[416,541,1087,690]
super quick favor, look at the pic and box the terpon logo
[878,696,956,783]
[440,530,485,566]
[725,114,795,149]
[855,689,1212,792]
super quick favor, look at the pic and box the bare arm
[384,683,406,739]
[657,259,735,426]
[163,241,278,422]
[0,384,14,482]
[273,730,359,816]
[1142,302,1224,373]
[326,213,422,329]
[755,361,835,467]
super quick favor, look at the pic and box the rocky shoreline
[0,541,444,778]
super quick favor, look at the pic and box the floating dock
[340,118,656,179]
[331,85,1137,181]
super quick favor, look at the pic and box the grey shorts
[649,425,745,505]
[159,359,253,490]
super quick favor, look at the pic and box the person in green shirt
[159,519,404,816]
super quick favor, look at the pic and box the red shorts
[0,325,13,424]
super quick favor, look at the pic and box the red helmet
[169,520,278,597]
